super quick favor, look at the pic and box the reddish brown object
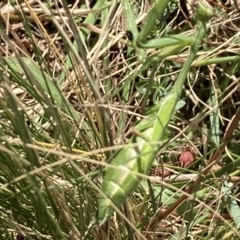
[179,149,195,167]
[151,167,172,178]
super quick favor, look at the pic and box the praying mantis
[97,0,214,225]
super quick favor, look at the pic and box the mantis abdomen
[97,127,159,225]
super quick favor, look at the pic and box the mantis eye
[125,31,134,41]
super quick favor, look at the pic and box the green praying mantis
[97,0,214,225]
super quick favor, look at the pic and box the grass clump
[0,0,240,239]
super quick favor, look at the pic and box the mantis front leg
[123,0,194,63]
